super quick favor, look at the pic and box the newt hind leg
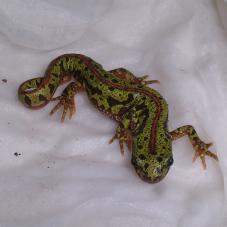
[50,81,85,122]
[109,68,160,86]
[170,125,218,169]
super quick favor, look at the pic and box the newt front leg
[109,125,132,155]
[170,125,218,169]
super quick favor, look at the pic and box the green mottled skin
[18,54,218,183]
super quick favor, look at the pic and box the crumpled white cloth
[0,0,226,226]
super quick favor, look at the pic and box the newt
[18,54,218,183]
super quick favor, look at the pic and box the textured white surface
[0,0,226,226]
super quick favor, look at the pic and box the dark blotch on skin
[138,145,143,149]
[112,79,118,83]
[24,96,31,106]
[35,80,42,87]
[144,163,149,170]
[107,96,119,106]
[39,94,47,101]
[191,128,196,135]
[74,70,82,77]
[59,60,65,71]
[139,154,146,160]
[48,84,55,94]
[127,93,134,102]
[135,102,146,111]
[85,82,102,95]
[138,108,149,118]
[156,157,163,162]
[109,87,114,91]
[52,73,59,78]
[137,85,143,88]
[84,67,89,72]
[107,93,133,108]
[135,110,149,135]
[64,56,69,63]
[99,104,105,109]
[78,59,83,64]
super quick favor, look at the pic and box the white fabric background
[0,0,226,226]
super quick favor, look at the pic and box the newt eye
[167,157,174,167]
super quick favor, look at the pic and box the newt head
[131,133,173,183]
[131,154,173,183]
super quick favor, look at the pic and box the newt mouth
[131,157,169,183]
[135,168,166,183]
